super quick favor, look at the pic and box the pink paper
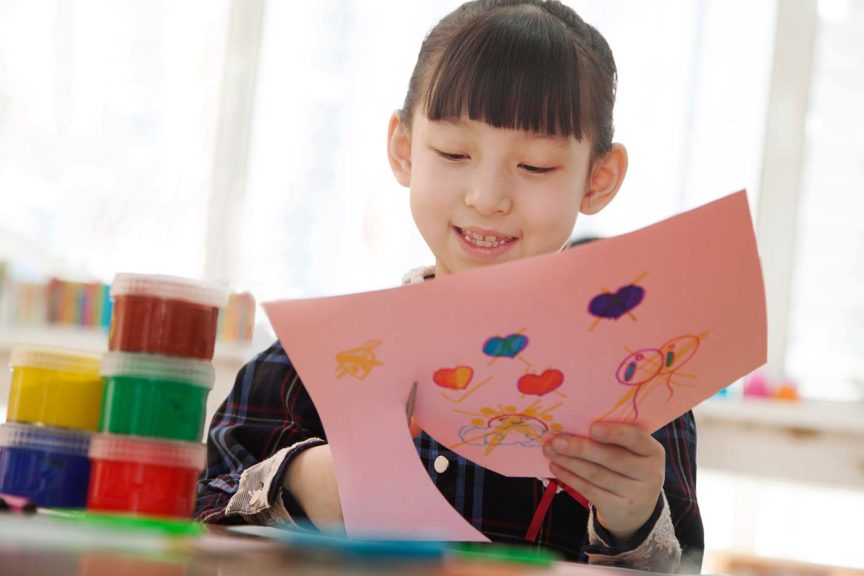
[264,190,766,540]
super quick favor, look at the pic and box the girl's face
[389,112,625,277]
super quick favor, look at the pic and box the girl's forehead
[419,114,581,148]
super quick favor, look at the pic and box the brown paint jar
[109,274,229,361]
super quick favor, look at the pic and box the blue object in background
[228,524,445,561]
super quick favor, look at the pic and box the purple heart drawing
[588,285,645,320]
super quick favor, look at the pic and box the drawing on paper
[439,332,569,448]
[433,366,495,403]
[335,339,384,380]
[442,377,495,403]
[483,331,533,367]
[517,369,565,397]
[598,333,704,422]
[588,273,648,332]
[453,399,564,455]
[433,366,474,390]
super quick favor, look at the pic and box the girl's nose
[464,167,513,216]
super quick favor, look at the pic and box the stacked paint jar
[0,346,103,508]
[87,274,228,519]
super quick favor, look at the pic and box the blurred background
[0,0,862,573]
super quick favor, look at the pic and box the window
[5,0,857,403]
[238,0,776,301]
[0,0,230,281]
[785,0,864,401]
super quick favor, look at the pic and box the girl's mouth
[454,226,518,252]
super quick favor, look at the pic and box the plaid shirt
[195,339,704,571]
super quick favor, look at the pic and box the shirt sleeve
[585,492,681,572]
[656,410,704,572]
[194,341,327,525]
[581,411,704,572]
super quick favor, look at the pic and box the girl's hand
[284,444,343,529]
[543,422,665,543]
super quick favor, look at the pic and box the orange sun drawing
[453,399,564,455]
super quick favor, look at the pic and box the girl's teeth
[462,230,507,248]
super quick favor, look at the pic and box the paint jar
[87,434,205,519]
[99,352,215,443]
[109,274,229,361]
[7,346,104,431]
[0,422,91,508]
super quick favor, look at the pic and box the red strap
[525,479,558,542]
[524,480,590,543]
[558,481,590,511]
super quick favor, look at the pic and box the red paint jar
[87,434,205,519]
[109,274,229,361]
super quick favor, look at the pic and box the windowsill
[694,396,864,489]
[694,396,864,435]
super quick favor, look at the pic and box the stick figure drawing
[598,333,705,422]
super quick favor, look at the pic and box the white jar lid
[100,352,215,389]
[110,273,229,309]
[89,433,206,470]
[0,422,91,456]
[10,345,102,375]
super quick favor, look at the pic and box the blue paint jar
[0,422,91,508]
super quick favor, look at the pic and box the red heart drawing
[433,366,474,390]
[518,369,564,396]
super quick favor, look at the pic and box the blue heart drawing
[588,285,645,320]
[483,334,529,358]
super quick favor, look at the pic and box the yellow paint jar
[8,346,104,431]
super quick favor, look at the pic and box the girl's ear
[387,111,412,188]
[580,143,628,215]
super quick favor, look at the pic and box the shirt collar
[402,266,435,285]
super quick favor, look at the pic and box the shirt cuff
[224,437,326,526]
[584,491,682,572]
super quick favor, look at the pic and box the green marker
[42,509,205,537]
[449,542,562,566]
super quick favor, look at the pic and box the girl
[196,1,703,571]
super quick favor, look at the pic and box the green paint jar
[99,352,215,443]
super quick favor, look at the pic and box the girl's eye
[520,163,555,174]
[436,150,468,161]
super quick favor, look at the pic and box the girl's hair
[400,0,617,159]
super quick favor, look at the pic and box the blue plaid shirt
[195,340,704,570]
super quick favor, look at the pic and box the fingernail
[552,438,568,451]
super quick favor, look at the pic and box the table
[0,513,676,576]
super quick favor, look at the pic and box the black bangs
[424,7,586,139]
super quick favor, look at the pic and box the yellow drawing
[441,375,494,403]
[335,339,383,380]
[453,399,564,455]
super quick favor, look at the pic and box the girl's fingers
[544,445,633,498]
[589,422,664,458]
[545,434,652,481]
[548,460,622,510]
